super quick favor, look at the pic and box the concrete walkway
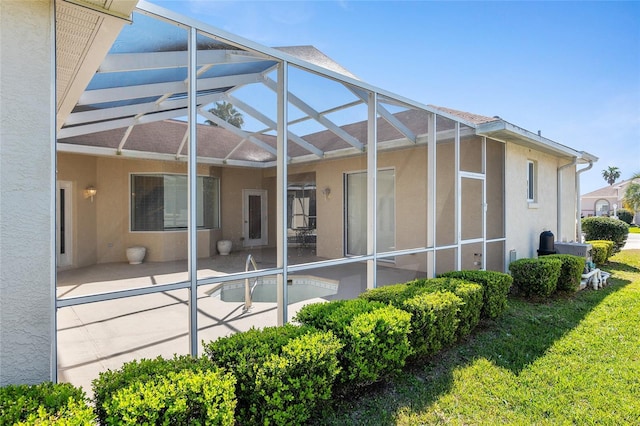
[623,232,640,250]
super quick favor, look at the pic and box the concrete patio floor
[56,248,424,396]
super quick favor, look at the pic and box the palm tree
[623,172,640,222]
[205,101,244,129]
[602,166,621,186]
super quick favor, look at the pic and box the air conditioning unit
[554,242,592,260]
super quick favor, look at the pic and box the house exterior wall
[505,143,565,262]
[0,0,53,385]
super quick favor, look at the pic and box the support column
[0,0,54,385]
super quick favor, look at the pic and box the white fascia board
[135,0,478,129]
[477,119,597,162]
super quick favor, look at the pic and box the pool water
[209,275,338,304]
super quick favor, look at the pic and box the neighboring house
[581,179,639,223]
[1,0,598,386]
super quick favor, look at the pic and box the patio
[56,248,424,395]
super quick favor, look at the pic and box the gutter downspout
[576,161,594,241]
[558,158,578,242]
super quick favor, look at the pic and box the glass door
[243,189,268,247]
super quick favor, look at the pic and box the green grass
[628,226,640,234]
[315,250,640,425]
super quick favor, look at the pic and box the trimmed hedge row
[509,257,562,297]
[438,270,513,318]
[546,254,585,292]
[0,382,95,425]
[2,270,513,425]
[293,298,412,391]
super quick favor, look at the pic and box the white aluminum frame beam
[98,50,268,73]
[262,76,364,151]
[198,109,277,156]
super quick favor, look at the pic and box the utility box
[554,242,592,260]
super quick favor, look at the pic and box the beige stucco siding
[0,0,53,385]
[505,143,563,261]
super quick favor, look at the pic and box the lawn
[316,250,640,425]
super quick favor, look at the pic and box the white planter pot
[126,246,146,264]
[217,240,232,255]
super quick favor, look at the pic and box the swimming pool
[208,275,338,304]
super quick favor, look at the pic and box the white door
[56,181,73,267]
[243,189,268,247]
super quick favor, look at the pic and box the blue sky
[150,0,639,194]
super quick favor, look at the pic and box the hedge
[202,323,311,424]
[0,382,94,426]
[102,368,236,425]
[582,216,629,253]
[546,254,585,292]
[438,270,513,318]
[294,299,411,391]
[509,257,562,297]
[409,278,483,338]
[402,291,462,360]
[93,355,213,424]
[587,240,614,265]
[255,331,343,425]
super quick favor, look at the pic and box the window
[131,174,220,231]
[527,160,536,202]
[594,199,610,216]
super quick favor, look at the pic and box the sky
[149,0,640,194]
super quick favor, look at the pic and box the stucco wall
[505,143,562,263]
[0,0,53,385]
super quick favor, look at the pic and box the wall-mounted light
[321,186,331,200]
[84,185,97,202]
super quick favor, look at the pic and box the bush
[438,270,513,318]
[587,240,615,264]
[546,254,585,292]
[294,299,411,391]
[402,291,461,359]
[202,323,310,424]
[0,382,94,426]
[616,208,634,224]
[358,282,423,305]
[255,331,342,425]
[582,216,629,253]
[509,257,562,297]
[102,368,236,425]
[410,278,483,338]
[93,354,212,424]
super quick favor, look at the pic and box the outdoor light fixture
[322,186,331,200]
[85,185,97,202]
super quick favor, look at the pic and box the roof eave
[476,120,598,164]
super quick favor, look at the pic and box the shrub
[402,291,461,359]
[202,323,310,423]
[358,282,422,305]
[102,368,236,425]
[0,382,94,426]
[438,270,513,318]
[294,299,411,391]
[616,208,634,224]
[509,257,562,297]
[410,278,483,338]
[587,240,615,264]
[582,216,629,253]
[255,331,343,425]
[293,298,384,331]
[546,254,585,292]
[93,354,212,424]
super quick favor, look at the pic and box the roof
[55,0,597,167]
[581,179,636,199]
